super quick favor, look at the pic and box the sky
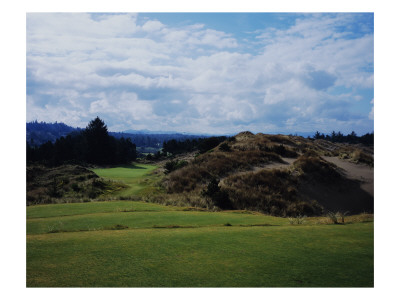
[26,12,374,135]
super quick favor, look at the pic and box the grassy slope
[26,163,373,287]
[27,201,373,287]
[92,164,159,197]
[27,203,287,235]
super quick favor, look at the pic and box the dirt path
[323,156,374,196]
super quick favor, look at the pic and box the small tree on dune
[201,177,232,209]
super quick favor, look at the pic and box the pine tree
[84,117,112,164]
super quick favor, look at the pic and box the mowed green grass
[26,163,373,287]
[27,201,373,287]
[27,202,287,235]
[92,163,159,196]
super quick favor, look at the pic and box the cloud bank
[27,13,374,134]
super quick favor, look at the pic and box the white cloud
[142,20,165,32]
[26,13,374,134]
[369,98,374,120]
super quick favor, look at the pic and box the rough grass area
[26,201,373,287]
[160,133,373,216]
[293,152,342,182]
[26,165,128,205]
[221,169,322,216]
[165,150,283,193]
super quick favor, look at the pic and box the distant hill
[26,121,81,146]
[26,121,210,152]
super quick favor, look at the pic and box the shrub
[92,179,106,189]
[164,160,189,174]
[350,150,374,166]
[327,211,339,224]
[71,183,80,192]
[269,144,298,158]
[288,215,307,225]
[87,188,100,199]
[327,211,349,224]
[219,143,231,152]
[201,177,232,209]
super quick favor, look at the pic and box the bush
[92,179,106,189]
[219,143,231,152]
[164,160,189,174]
[201,177,232,209]
[267,144,298,158]
[288,215,307,225]
[350,150,374,166]
[71,183,80,192]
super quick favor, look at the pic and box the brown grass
[293,153,342,182]
[26,165,127,205]
[350,150,374,166]
[310,213,374,225]
[221,169,323,216]
[164,148,283,193]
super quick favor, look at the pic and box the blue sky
[26,12,374,135]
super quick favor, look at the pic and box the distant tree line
[312,131,373,145]
[163,136,227,155]
[27,117,137,166]
[27,121,209,151]
[144,136,228,160]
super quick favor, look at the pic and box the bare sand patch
[323,156,374,196]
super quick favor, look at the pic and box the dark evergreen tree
[26,117,137,166]
[313,131,322,139]
[83,117,113,164]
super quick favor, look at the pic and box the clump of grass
[311,213,373,225]
[201,177,232,209]
[288,215,307,225]
[267,144,298,158]
[326,211,339,224]
[350,150,374,166]
[47,221,64,233]
[326,211,350,224]
[164,160,189,174]
[336,211,350,223]
[219,143,231,152]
